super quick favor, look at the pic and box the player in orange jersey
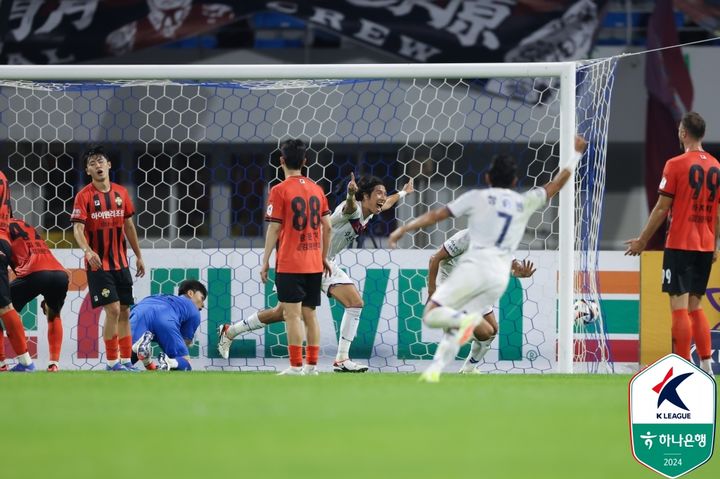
[2,218,69,371]
[0,170,35,372]
[260,139,332,375]
[71,145,145,371]
[626,112,717,375]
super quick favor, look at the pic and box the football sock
[288,344,303,367]
[671,309,692,361]
[306,345,319,366]
[427,331,461,373]
[227,312,264,339]
[174,357,191,371]
[424,306,463,329]
[104,335,119,364]
[469,334,496,363]
[118,335,132,363]
[1,310,28,356]
[336,307,362,361]
[47,316,63,363]
[689,309,712,360]
[16,352,32,366]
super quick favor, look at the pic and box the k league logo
[629,354,716,478]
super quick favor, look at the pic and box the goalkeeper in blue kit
[130,279,207,371]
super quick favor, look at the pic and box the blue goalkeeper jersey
[133,295,201,342]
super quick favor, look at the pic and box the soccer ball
[573,299,600,325]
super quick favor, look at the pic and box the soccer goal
[0,60,616,373]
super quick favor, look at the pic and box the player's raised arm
[511,259,536,278]
[343,172,359,215]
[543,135,588,200]
[388,206,452,248]
[380,177,414,212]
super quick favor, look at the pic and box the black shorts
[275,272,322,307]
[11,270,70,313]
[662,248,714,295]
[87,267,134,308]
[0,239,11,308]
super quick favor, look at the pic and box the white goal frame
[0,62,578,373]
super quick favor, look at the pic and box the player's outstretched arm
[124,217,145,277]
[381,178,414,212]
[388,206,451,248]
[427,245,449,298]
[511,259,536,278]
[624,194,673,256]
[543,135,588,200]
[72,222,101,270]
[261,222,281,283]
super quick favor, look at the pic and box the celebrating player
[389,136,587,382]
[218,173,413,372]
[625,112,716,375]
[130,279,207,371]
[249,139,332,375]
[0,169,36,372]
[3,218,69,372]
[71,145,145,371]
[427,228,536,373]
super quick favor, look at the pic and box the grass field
[2,372,717,479]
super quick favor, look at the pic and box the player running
[427,228,535,373]
[217,172,413,372]
[0,169,36,372]
[389,136,587,382]
[71,145,145,371]
[0,218,69,372]
[130,279,207,371]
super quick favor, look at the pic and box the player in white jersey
[389,136,587,382]
[427,228,536,373]
[217,173,414,372]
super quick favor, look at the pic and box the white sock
[17,352,32,366]
[427,331,461,373]
[107,358,119,367]
[700,358,713,375]
[121,357,131,364]
[424,306,464,329]
[48,360,58,367]
[303,364,317,373]
[227,312,264,339]
[336,307,362,361]
[167,357,179,369]
[468,335,495,364]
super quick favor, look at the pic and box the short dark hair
[279,139,306,170]
[82,144,109,167]
[355,175,384,201]
[178,279,207,299]
[487,154,517,188]
[681,112,705,140]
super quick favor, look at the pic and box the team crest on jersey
[659,177,667,189]
[115,196,123,207]
[266,204,273,216]
[94,199,101,207]
[101,288,110,298]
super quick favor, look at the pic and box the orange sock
[119,335,132,359]
[1,310,28,355]
[47,316,63,362]
[306,345,319,366]
[671,309,692,361]
[288,344,303,367]
[689,309,712,360]
[0,328,5,362]
[104,335,119,361]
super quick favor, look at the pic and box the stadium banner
[640,251,720,370]
[0,0,608,64]
[6,249,639,372]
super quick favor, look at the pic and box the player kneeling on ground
[0,218,69,372]
[130,279,206,371]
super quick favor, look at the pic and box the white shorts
[321,259,354,295]
[431,250,510,317]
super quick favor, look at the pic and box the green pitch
[2,373,717,479]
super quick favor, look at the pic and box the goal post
[0,60,616,373]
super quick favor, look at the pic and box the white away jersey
[438,229,470,283]
[328,202,374,260]
[447,187,547,254]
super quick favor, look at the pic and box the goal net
[0,60,617,373]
